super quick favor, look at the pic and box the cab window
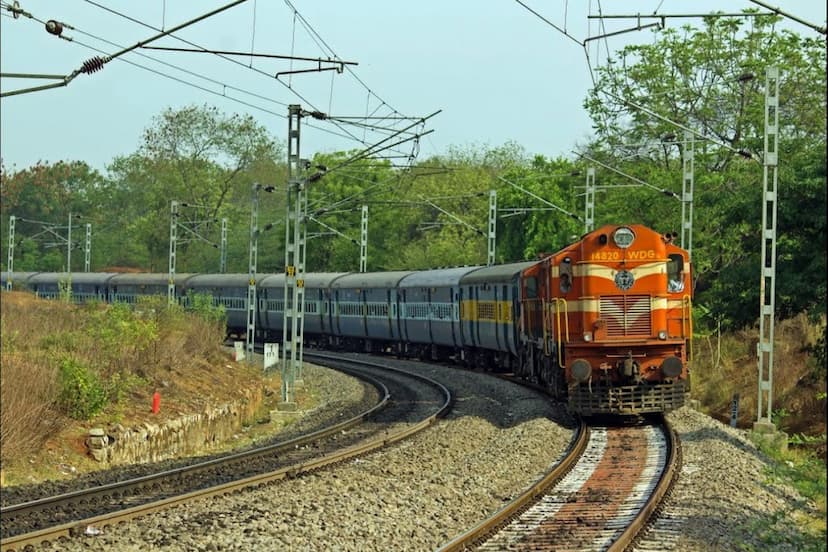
[559,258,573,293]
[667,254,685,292]
[525,276,538,298]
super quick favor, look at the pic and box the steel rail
[0,365,388,520]
[2,356,451,551]
[436,418,589,552]
[437,416,679,552]
[608,419,681,551]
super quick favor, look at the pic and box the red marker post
[152,391,161,414]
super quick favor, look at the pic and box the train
[1,223,693,416]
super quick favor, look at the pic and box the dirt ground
[1,352,311,488]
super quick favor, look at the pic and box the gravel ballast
[28,360,818,551]
[633,407,820,551]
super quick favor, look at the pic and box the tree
[582,14,826,329]
[1,161,105,271]
[106,105,285,272]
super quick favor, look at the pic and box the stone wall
[87,387,263,466]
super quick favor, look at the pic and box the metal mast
[756,66,780,426]
[282,104,304,407]
[6,216,15,289]
[247,184,260,363]
[487,190,497,266]
[681,131,695,259]
[220,218,228,273]
[359,205,368,272]
[297,168,310,383]
[584,167,595,233]
[84,223,92,272]
[168,201,178,305]
[66,212,72,273]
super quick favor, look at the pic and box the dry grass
[691,312,827,442]
[0,352,66,462]
[0,291,271,480]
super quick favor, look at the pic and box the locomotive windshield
[667,254,685,292]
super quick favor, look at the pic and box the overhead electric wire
[7,1,433,164]
[9,0,250,97]
[512,0,581,46]
[66,21,290,110]
[80,0,384,150]
[279,0,429,161]
[281,0,406,122]
[48,34,286,119]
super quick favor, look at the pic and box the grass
[0,290,283,485]
[691,312,827,442]
[739,440,828,551]
[692,312,827,548]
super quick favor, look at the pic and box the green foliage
[58,278,72,303]
[751,437,827,549]
[582,16,826,331]
[102,104,284,272]
[771,408,790,427]
[0,324,19,352]
[788,433,826,447]
[0,161,105,272]
[106,371,147,405]
[186,291,226,326]
[38,331,83,353]
[85,301,158,376]
[810,325,827,382]
[58,357,107,420]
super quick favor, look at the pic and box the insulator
[80,56,106,74]
[45,20,63,36]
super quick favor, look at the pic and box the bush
[187,291,226,326]
[58,357,108,420]
[87,301,159,377]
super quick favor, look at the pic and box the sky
[1,1,825,173]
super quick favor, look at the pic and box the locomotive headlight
[658,330,668,340]
[571,359,592,382]
[583,332,593,342]
[613,227,635,248]
[660,356,683,378]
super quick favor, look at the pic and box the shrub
[187,291,226,326]
[86,301,159,377]
[58,357,108,420]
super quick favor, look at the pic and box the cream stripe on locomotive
[551,261,667,280]
[559,296,669,313]
[577,261,665,280]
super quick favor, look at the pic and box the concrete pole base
[751,420,788,453]
[276,401,297,412]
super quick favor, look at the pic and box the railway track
[439,417,679,551]
[0,354,452,552]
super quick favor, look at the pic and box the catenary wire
[79,0,411,151]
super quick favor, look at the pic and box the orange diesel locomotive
[519,224,692,415]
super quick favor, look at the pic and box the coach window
[667,254,685,292]
[559,257,573,293]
